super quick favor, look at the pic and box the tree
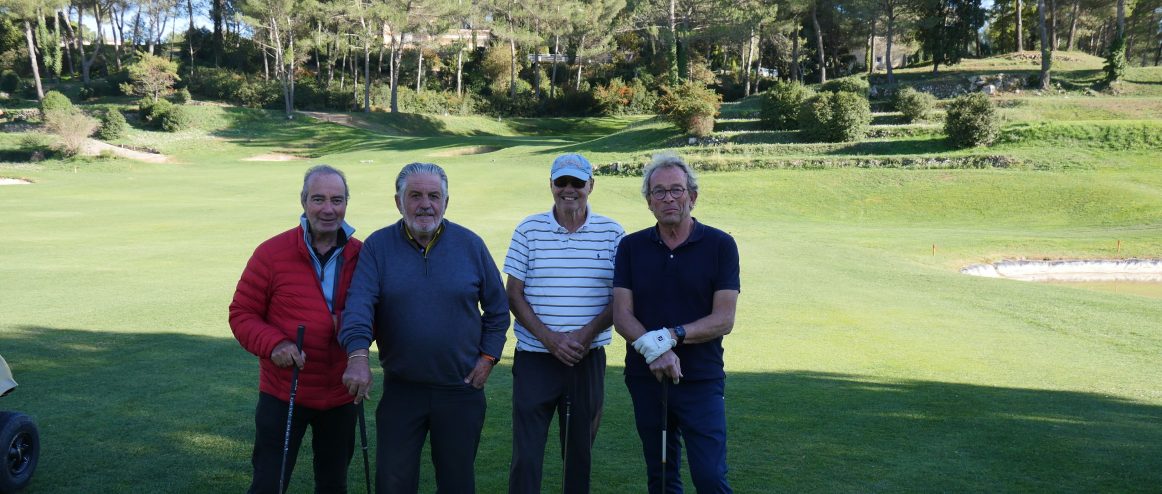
[810,0,825,82]
[1,0,67,100]
[74,0,110,85]
[1037,0,1050,88]
[239,0,311,118]
[879,0,910,82]
[568,0,625,91]
[913,0,985,73]
[123,52,180,102]
[1016,0,1023,50]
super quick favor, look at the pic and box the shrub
[103,70,132,96]
[895,86,936,122]
[655,81,722,137]
[139,98,174,127]
[78,85,97,101]
[760,80,814,130]
[541,89,601,117]
[40,90,74,117]
[19,132,55,160]
[188,67,243,102]
[96,108,128,140]
[798,91,871,142]
[820,76,869,96]
[171,87,191,104]
[122,53,180,102]
[158,104,193,132]
[1,70,19,93]
[234,79,280,108]
[593,78,659,116]
[944,92,999,147]
[44,109,98,157]
[1104,35,1127,84]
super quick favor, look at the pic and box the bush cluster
[798,91,871,142]
[172,87,192,104]
[40,91,74,117]
[19,133,55,161]
[1,70,20,93]
[96,108,128,140]
[593,78,658,116]
[43,110,98,157]
[377,86,482,116]
[759,81,814,130]
[944,92,999,148]
[78,85,97,101]
[820,76,869,95]
[187,68,280,109]
[655,81,722,137]
[894,86,936,122]
[138,98,193,132]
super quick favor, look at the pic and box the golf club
[278,324,305,494]
[357,400,371,494]
[661,379,668,493]
[561,364,574,494]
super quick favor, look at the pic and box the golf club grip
[278,325,306,494]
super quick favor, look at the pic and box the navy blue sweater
[339,219,509,387]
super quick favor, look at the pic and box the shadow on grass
[207,107,569,158]
[825,137,953,155]
[3,326,1158,492]
[728,371,1162,492]
[715,120,764,132]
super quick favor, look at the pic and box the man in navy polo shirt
[612,153,740,494]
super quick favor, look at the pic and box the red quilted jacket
[229,225,363,410]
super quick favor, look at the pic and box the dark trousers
[508,348,606,494]
[375,379,486,494]
[625,376,732,494]
[247,392,357,494]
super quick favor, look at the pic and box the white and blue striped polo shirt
[503,208,625,352]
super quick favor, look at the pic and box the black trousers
[508,348,606,494]
[247,392,357,494]
[375,379,487,494]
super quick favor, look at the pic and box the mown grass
[2,100,1162,493]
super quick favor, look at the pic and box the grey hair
[640,152,698,200]
[301,164,349,203]
[395,162,449,198]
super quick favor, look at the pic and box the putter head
[0,355,18,397]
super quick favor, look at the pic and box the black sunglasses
[553,177,587,189]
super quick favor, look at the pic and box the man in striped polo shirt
[504,153,625,494]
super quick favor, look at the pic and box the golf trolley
[0,355,38,493]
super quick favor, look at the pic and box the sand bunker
[961,259,1162,282]
[430,146,502,157]
[0,178,32,185]
[242,153,304,161]
[83,139,169,163]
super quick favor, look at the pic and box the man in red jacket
[230,165,363,494]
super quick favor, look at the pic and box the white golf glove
[632,328,677,364]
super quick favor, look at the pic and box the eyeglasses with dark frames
[650,186,687,200]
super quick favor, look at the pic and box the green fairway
[2,101,1162,493]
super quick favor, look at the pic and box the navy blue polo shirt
[613,219,740,380]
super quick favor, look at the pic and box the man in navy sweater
[339,162,509,493]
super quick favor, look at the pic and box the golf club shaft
[278,324,306,494]
[358,400,371,494]
[661,379,668,490]
[562,364,574,494]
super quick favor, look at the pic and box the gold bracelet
[348,353,369,360]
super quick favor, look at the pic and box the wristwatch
[673,325,686,346]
